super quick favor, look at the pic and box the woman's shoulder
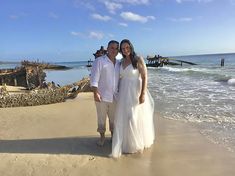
[136,55,145,64]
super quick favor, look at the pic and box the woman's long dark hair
[120,39,138,69]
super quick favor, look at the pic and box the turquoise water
[1,53,235,152]
[45,61,90,86]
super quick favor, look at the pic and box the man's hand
[92,86,102,102]
[94,91,102,102]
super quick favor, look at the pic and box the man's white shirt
[90,55,120,102]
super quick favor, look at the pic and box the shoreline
[0,93,235,176]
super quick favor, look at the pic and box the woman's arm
[137,56,147,104]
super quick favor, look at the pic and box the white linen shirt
[90,55,120,103]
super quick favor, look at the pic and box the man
[90,40,120,146]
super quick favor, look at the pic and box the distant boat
[86,59,93,67]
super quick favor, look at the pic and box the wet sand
[0,92,235,176]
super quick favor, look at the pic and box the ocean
[1,53,235,152]
[148,53,235,152]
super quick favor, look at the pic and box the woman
[111,39,155,158]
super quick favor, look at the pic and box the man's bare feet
[96,136,105,146]
[111,131,113,141]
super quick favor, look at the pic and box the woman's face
[121,42,131,57]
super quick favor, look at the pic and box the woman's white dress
[111,63,155,158]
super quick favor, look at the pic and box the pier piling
[221,58,225,67]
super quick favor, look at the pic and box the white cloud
[74,0,150,14]
[114,0,149,5]
[142,27,153,31]
[71,31,104,40]
[89,31,104,39]
[73,0,95,10]
[49,12,59,19]
[103,1,122,14]
[91,13,111,21]
[198,0,213,2]
[169,17,192,22]
[120,12,155,23]
[176,0,214,3]
[231,0,235,5]
[119,22,128,27]
[9,15,19,20]
[147,16,156,20]
[107,33,115,38]
[9,12,27,20]
[70,31,85,37]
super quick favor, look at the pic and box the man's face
[107,43,119,58]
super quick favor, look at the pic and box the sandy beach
[0,92,235,176]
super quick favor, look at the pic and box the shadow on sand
[0,136,112,157]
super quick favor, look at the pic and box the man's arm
[90,59,102,102]
[92,86,101,102]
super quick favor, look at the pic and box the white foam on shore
[228,78,235,86]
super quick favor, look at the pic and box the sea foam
[228,78,235,86]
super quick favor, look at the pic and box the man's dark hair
[108,40,119,46]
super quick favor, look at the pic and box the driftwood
[0,89,67,108]
[0,77,92,108]
[0,59,92,108]
[0,60,73,89]
[62,77,92,99]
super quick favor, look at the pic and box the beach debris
[21,60,72,70]
[87,46,107,67]
[0,88,67,108]
[146,55,197,67]
[88,156,95,161]
[0,77,92,108]
[146,55,170,67]
[0,59,92,108]
[0,64,46,88]
[62,77,92,99]
[0,60,72,89]
[0,84,9,96]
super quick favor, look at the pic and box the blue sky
[1,0,235,62]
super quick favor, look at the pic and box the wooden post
[1,77,4,85]
[14,77,18,86]
[36,66,42,87]
[221,58,225,67]
[26,74,29,88]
